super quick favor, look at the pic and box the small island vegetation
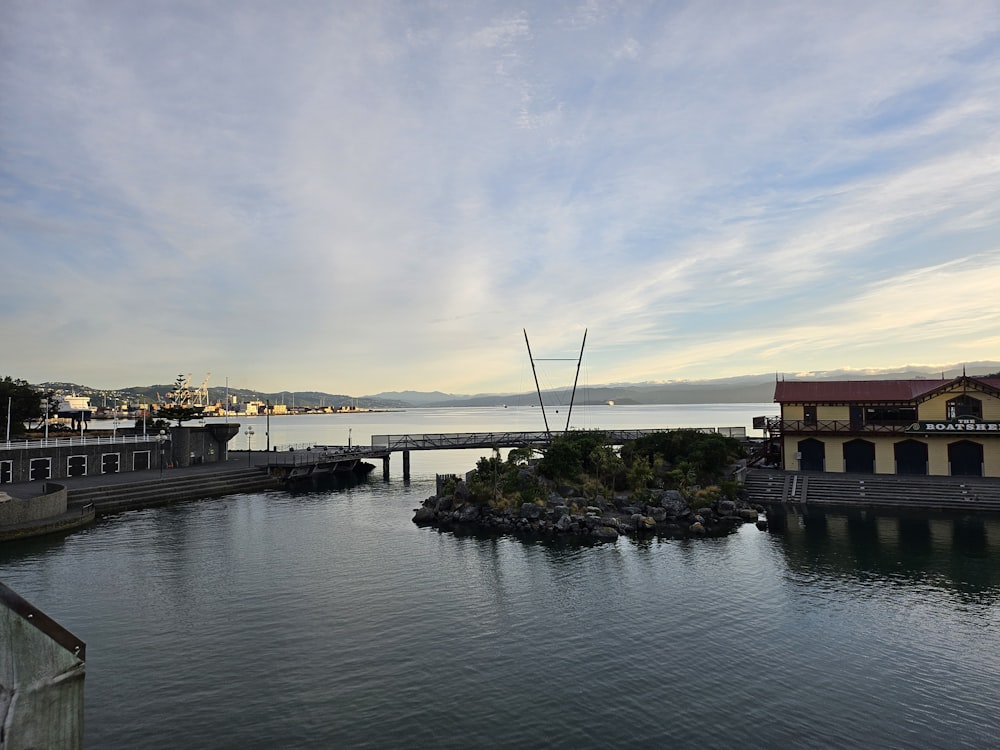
[414,429,760,541]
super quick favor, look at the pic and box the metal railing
[1,434,164,452]
[773,420,914,435]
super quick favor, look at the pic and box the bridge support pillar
[402,450,411,480]
[382,455,390,481]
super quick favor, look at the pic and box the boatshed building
[773,375,1000,477]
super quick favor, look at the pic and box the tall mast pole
[523,329,551,436]
[564,328,587,433]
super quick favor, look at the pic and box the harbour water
[2,405,999,748]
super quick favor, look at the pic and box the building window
[865,406,917,425]
[803,405,817,426]
[0,460,11,484]
[946,395,982,420]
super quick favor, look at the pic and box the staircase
[67,468,281,515]
[744,469,1000,513]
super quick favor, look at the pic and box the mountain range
[38,362,1000,410]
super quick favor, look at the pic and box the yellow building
[773,375,1000,477]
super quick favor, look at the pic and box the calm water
[3,406,999,749]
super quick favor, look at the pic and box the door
[949,441,983,477]
[843,439,875,473]
[798,438,825,471]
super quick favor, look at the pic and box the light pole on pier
[246,426,255,466]
[156,429,168,480]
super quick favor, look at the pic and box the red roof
[774,377,1000,403]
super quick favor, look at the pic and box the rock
[592,525,619,541]
[638,516,657,531]
[556,514,574,532]
[630,513,643,531]
[551,505,570,519]
[458,504,480,522]
[521,502,543,520]
[585,506,603,516]
[718,499,737,515]
[647,507,667,522]
[660,491,688,516]
[557,484,577,498]
[738,508,758,521]
[689,521,706,535]
[621,505,643,516]
[413,507,436,523]
[435,495,453,512]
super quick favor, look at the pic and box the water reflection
[767,506,1000,600]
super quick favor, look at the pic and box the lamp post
[246,426,255,466]
[156,429,167,479]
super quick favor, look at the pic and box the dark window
[947,395,982,420]
[0,460,11,484]
[865,406,917,425]
[803,405,817,426]
[102,453,120,474]
[29,457,51,481]
[67,455,87,477]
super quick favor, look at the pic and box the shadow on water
[766,504,1000,601]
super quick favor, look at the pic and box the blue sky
[3,1,999,396]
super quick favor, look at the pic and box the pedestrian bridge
[257,426,747,481]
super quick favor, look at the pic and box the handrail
[1,434,166,451]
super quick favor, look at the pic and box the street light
[246,426,255,466]
[156,429,168,479]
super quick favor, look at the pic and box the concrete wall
[0,484,67,525]
[0,424,242,484]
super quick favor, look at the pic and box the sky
[2,1,1000,397]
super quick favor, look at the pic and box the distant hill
[368,362,1000,407]
[35,361,1000,409]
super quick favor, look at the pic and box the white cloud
[2,1,999,393]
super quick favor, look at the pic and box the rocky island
[413,429,762,542]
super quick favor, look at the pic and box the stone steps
[67,468,281,514]
[744,470,1000,513]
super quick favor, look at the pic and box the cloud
[2,1,999,394]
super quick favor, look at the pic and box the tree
[0,376,53,436]
[157,373,204,426]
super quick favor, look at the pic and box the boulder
[637,516,657,531]
[435,495,453,512]
[521,502,543,520]
[689,521,706,535]
[555,514,574,532]
[551,505,570,519]
[557,484,577,498]
[660,491,688,516]
[647,507,668,522]
[592,525,619,541]
[413,507,436,523]
[458,504,480,523]
[717,499,737,516]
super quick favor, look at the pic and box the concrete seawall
[1,461,282,540]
